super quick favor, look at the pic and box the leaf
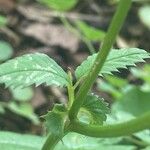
[0,131,44,150]
[0,131,136,150]
[81,94,110,125]
[139,5,150,29]
[0,15,7,27]
[11,87,34,101]
[55,133,136,150]
[75,48,150,79]
[105,75,127,88]
[7,102,40,125]
[131,64,150,84]
[44,104,67,136]
[0,105,5,114]
[39,0,78,11]
[0,53,69,88]
[0,41,13,61]
[75,21,106,41]
[98,79,122,99]
[112,87,150,116]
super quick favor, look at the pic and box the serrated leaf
[44,104,67,136]
[39,0,78,11]
[0,53,69,88]
[0,131,44,150]
[75,21,105,41]
[81,94,110,125]
[75,48,150,79]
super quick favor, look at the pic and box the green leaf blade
[81,94,110,125]
[0,53,69,88]
[75,48,150,79]
[112,87,150,116]
[0,15,7,27]
[0,131,44,150]
[75,21,106,41]
[44,104,67,136]
[40,0,78,11]
[0,41,13,61]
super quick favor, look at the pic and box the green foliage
[44,104,67,136]
[98,79,123,99]
[131,64,150,84]
[75,48,149,79]
[7,102,40,125]
[0,0,150,149]
[0,131,136,150]
[139,5,150,29]
[105,75,127,88]
[0,105,5,114]
[113,87,150,116]
[11,87,34,101]
[39,0,78,11]
[0,132,44,150]
[0,41,13,61]
[0,15,7,27]
[56,133,135,150]
[97,75,128,99]
[0,53,69,88]
[75,21,106,41]
[61,18,97,54]
[81,94,110,125]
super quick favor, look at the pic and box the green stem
[69,0,132,120]
[67,71,74,109]
[61,17,95,54]
[42,134,62,150]
[69,112,150,138]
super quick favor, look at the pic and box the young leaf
[0,53,69,88]
[44,104,67,136]
[81,94,110,125]
[75,48,150,79]
[0,41,13,61]
[75,21,106,41]
[0,131,44,150]
[39,0,78,11]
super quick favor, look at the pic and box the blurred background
[0,0,150,139]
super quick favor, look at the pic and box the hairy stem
[69,112,150,138]
[69,0,132,120]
